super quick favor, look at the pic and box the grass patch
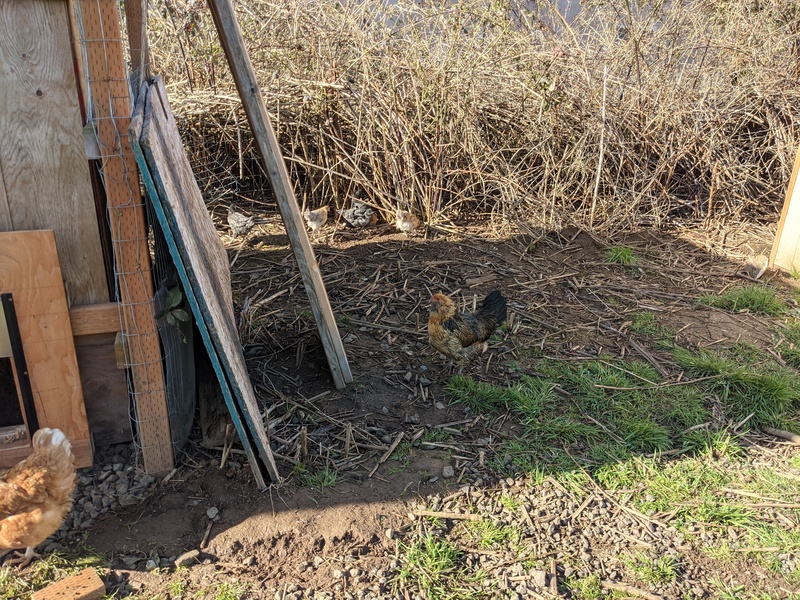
[565,573,604,599]
[623,552,681,585]
[674,347,800,429]
[294,463,341,494]
[606,245,637,265]
[466,520,522,550]
[396,536,481,600]
[699,285,786,316]
[214,581,248,600]
[0,551,106,600]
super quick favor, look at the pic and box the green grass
[294,463,341,494]
[466,520,522,550]
[0,551,107,600]
[214,581,248,600]
[629,311,673,341]
[606,245,637,265]
[674,346,800,429]
[396,536,482,600]
[565,573,603,600]
[623,552,681,585]
[699,285,786,316]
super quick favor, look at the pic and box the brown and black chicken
[428,290,507,367]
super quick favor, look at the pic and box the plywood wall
[771,146,800,273]
[0,0,107,306]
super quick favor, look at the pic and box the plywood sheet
[0,230,92,468]
[129,77,279,487]
[770,145,800,272]
[0,0,108,306]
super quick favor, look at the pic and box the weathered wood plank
[0,0,108,306]
[129,78,278,487]
[206,0,352,389]
[78,0,173,474]
[75,333,131,446]
[69,303,120,336]
[770,145,800,272]
[0,230,92,468]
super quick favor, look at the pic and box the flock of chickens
[1,198,508,571]
[302,201,419,238]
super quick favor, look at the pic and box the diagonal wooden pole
[206,0,352,389]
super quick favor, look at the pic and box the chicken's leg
[5,546,39,568]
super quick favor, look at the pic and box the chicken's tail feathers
[479,290,507,325]
[31,428,74,465]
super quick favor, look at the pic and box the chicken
[338,200,377,228]
[0,428,76,568]
[303,205,329,237]
[428,291,507,364]
[395,209,420,237]
[227,206,256,238]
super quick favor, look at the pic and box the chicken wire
[72,0,196,464]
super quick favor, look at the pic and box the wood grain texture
[75,332,131,446]
[770,145,800,272]
[0,0,108,306]
[130,77,277,487]
[0,230,92,468]
[78,0,173,474]
[69,303,121,336]
[207,0,352,389]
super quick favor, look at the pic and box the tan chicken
[395,209,420,237]
[0,428,76,568]
[428,291,507,365]
[303,205,329,237]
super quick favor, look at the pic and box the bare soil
[78,215,799,599]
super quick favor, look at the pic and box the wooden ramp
[129,78,279,487]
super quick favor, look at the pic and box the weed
[699,285,786,316]
[420,429,450,444]
[214,581,247,600]
[624,552,681,585]
[168,577,188,596]
[467,520,521,549]
[498,494,521,511]
[335,314,352,326]
[397,536,477,600]
[566,573,603,599]
[295,463,340,493]
[606,245,637,265]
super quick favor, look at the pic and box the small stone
[381,406,389,415]
[206,506,219,519]
[343,333,357,344]
[385,529,394,540]
[119,494,137,507]
[313,555,325,567]
[530,570,548,588]
[404,413,420,424]
[349,568,362,578]
[419,377,432,387]
[333,569,346,579]
[245,555,257,566]
[145,559,159,571]
[442,466,455,478]
[435,402,446,410]
[404,372,413,382]
[174,549,200,567]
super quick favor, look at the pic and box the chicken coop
[0,0,178,473]
[1,0,349,486]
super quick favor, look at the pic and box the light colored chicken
[395,209,420,237]
[0,428,76,568]
[303,205,329,237]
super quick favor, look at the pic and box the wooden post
[770,145,800,272]
[123,0,149,96]
[206,0,353,389]
[77,0,173,474]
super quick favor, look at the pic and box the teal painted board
[129,79,279,487]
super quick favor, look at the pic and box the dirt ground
[79,214,799,599]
